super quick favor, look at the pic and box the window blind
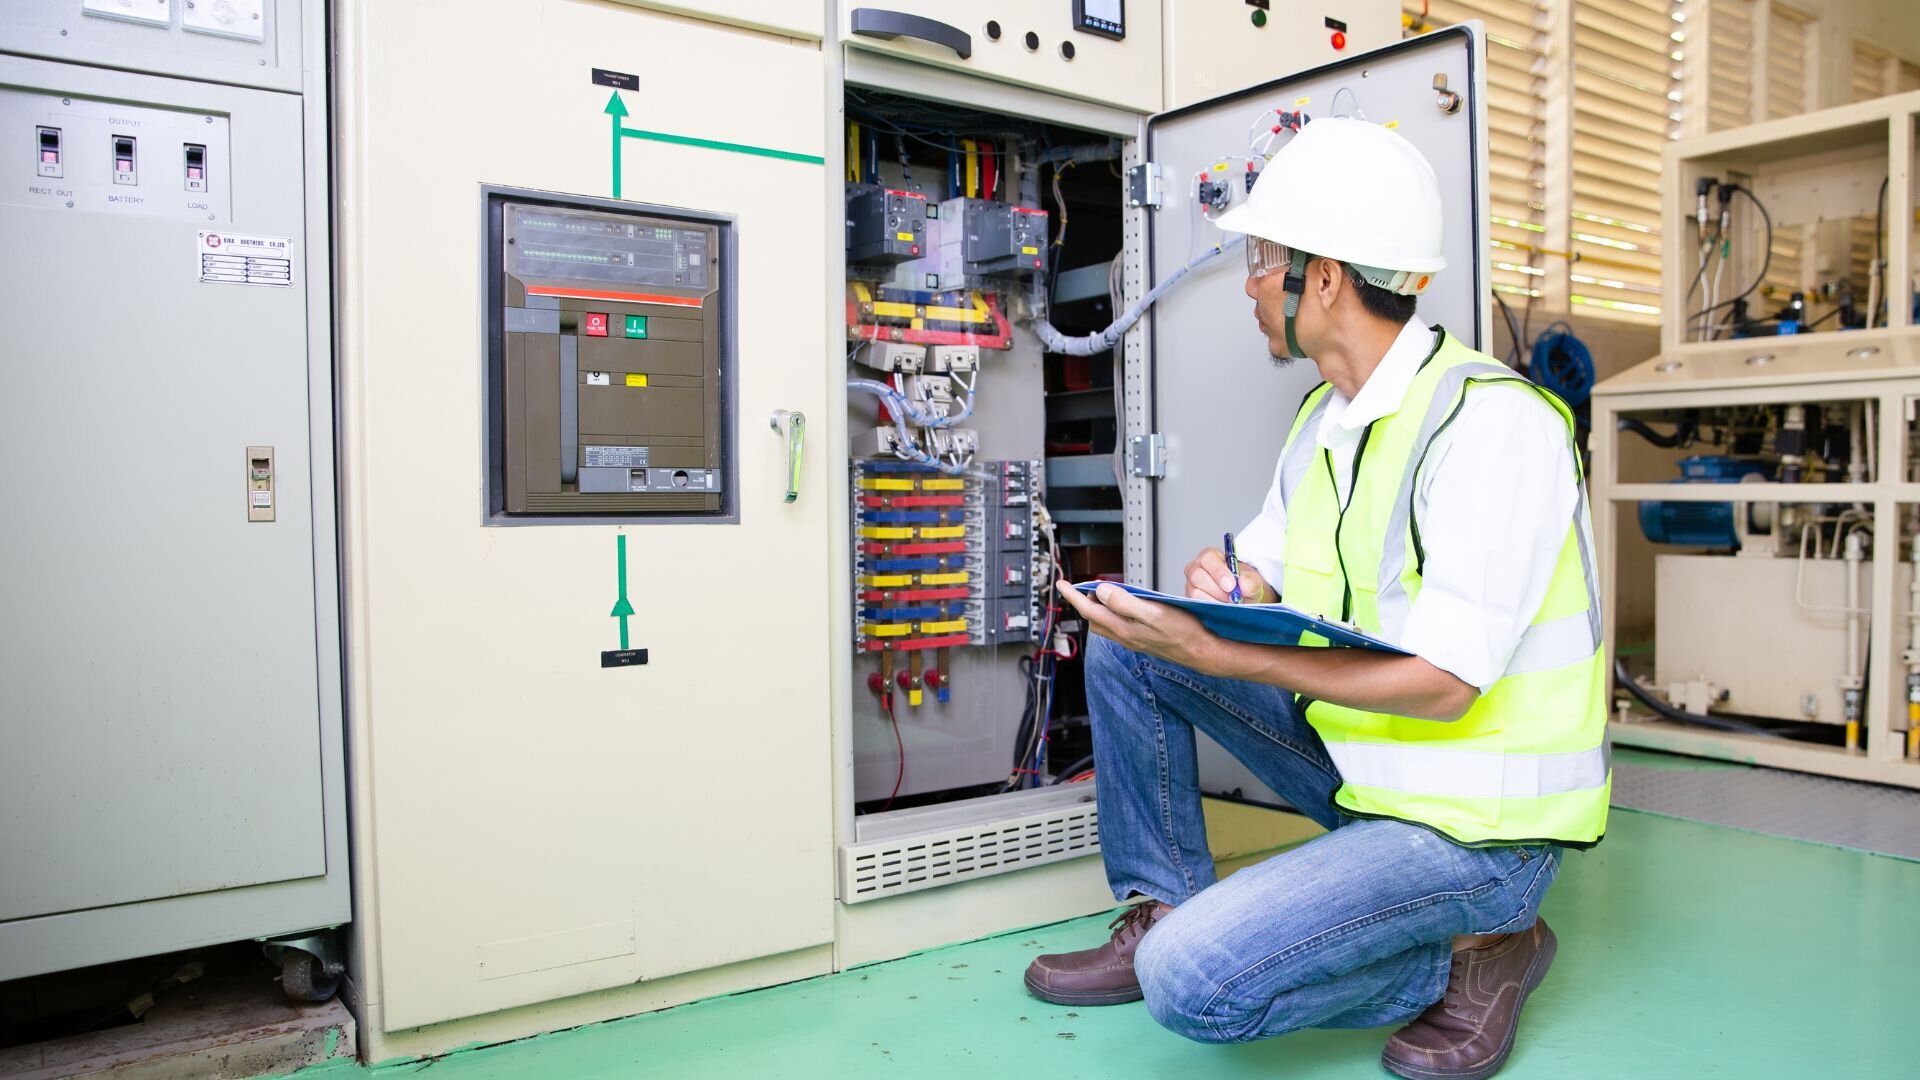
[1569,0,1682,321]
[1406,1,1551,299]
[1765,4,1813,120]
[1706,0,1753,132]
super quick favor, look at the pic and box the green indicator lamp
[1251,9,1267,28]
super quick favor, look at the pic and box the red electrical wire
[881,693,905,811]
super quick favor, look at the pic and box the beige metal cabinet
[837,1,1167,113]
[334,0,836,1039]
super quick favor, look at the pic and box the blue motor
[1637,455,1772,549]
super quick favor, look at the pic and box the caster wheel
[280,949,340,1002]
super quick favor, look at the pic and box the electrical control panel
[838,2,1165,113]
[846,182,928,265]
[1,0,297,94]
[0,86,232,223]
[486,190,733,521]
[1162,0,1399,110]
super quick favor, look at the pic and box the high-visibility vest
[1278,329,1609,846]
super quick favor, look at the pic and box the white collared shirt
[1234,318,1580,692]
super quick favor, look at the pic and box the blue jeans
[1086,637,1560,1043]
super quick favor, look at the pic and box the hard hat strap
[1279,248,1309,358]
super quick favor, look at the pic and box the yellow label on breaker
[625,373,649,387]
[896,231,916,242]
[1021,246,1039,255]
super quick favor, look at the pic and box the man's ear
[1313,257,1343,311]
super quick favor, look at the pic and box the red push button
[583,312,609,337]
[1331,31,1347,50]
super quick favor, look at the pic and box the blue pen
[1223,533,1243,604]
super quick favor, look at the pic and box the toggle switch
[36,127,62,178]
[112,135,136,185]
[246,446,276,522]
[184,143,207,192]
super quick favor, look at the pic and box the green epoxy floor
[301,810,1920,1079]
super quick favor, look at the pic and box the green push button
[624,315,648,339]
[1251,9,1267,28]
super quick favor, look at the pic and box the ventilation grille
[839,800,1100,903]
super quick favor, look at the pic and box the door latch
[246,446,275,522]
[770,410,806,503]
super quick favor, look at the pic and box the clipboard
[1073,581,1411,656]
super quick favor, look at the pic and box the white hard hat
[1216,116,1445,295]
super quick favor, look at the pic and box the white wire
[1331,86,1366,120]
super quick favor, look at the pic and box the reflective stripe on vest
[1325,738,1611,799]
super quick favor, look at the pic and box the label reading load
[197,231,293,287]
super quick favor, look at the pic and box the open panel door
[1140,26,1490,805]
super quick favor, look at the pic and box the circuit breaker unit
[846,183,927,264]
[938,197,1048,279]
[488,191,732,519]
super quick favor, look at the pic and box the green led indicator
[624,315,648,338]
[1251,9,1267,27]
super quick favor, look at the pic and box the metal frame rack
[1593,90,1920,787]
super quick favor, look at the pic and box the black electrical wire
[1802,307,1840,330]
[1492,289,1524,368]
[1614,658,1785,739]
[1617,415,1696,449]
[1051,754,1096,784]
[1692,185,1773,332]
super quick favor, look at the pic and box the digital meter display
[1072,0,1124,40]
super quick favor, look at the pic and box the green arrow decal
[611,533,634,649]
[605,91,630,199]
[603,87,822,199]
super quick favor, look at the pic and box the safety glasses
[1245,237,1293,280]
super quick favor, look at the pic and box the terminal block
[928,345,979,373]
[851,459,1045,656]
[855,342,927,373]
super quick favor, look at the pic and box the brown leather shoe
[1381,918,1559,1080]
[1023,901,1164,1006]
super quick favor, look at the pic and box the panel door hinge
[1126,163,1162,208]
[1128,433,1166,478]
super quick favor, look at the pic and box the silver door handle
[770,410,806,503]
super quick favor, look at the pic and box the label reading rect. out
[197,231,293,287]
[585,445,649,467]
